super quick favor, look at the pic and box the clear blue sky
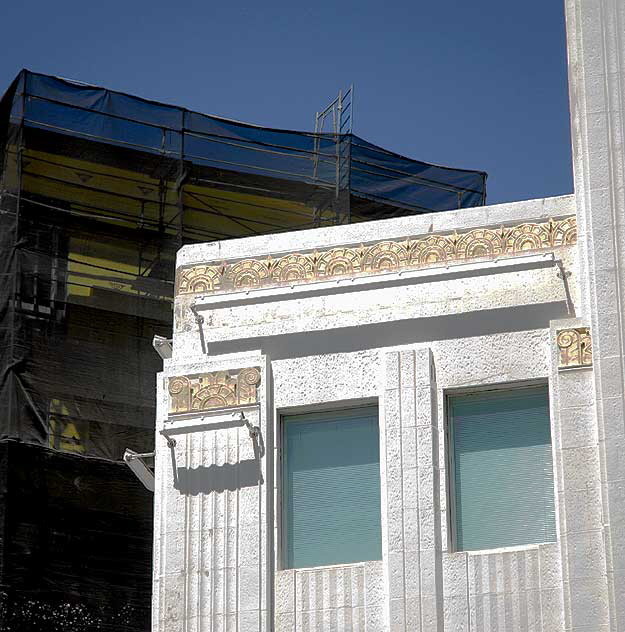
[0,0,572,205]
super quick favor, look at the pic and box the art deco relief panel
[168,367,261,414]
[556,327,592,369]
[176,216,577,296]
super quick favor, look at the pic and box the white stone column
[382,347,443,632]
[551,321,609,631]
[152,355,271,632]
[565,2,625,629]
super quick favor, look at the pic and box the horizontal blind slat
[283,406,382,568]
[451,387,556,551]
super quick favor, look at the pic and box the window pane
[450,386,556,551]
[282,406,381,569]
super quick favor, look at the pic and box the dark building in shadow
[0,70,485,630]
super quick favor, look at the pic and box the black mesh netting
[0,442,153,632]
[0,69,486,630]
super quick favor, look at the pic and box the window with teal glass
[449,385,556,551]
[282,406,382,569]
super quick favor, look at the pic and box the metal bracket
[556,260,572,279]
[189,303,207,354]
[555,260,575,315]
[160,410,259,442]
[244,418,260,440]
[123,448,155,491]
[190,304,204,325]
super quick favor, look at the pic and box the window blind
[282,406,382,569]
[450,386,556,551]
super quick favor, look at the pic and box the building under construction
[0,69,486,631]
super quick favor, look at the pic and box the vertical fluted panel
[275,561,385,631]
[382,347,443,632]
[465,544,564,632]
[154,403,265,632]
[293,564,366,631]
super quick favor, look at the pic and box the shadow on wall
[175,459,261,495]
[173,431,265,495]
[208,301,571,361]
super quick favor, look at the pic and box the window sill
[458,541,557,556]
[277,559,382,573]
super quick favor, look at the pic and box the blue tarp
[5,70,486,214]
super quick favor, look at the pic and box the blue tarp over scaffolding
[3,69,486,224]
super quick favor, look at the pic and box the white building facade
[151,1,625,630]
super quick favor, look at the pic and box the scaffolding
[0,69,487,631]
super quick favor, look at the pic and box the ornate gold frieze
[557,328,592,368]
[168,367,261,414]
[176,216,577,296]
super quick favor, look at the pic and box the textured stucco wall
[151,189,604,631]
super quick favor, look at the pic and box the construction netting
[0,442,153,632]
[0,68,487,630]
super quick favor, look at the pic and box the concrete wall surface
[151,0,625,629]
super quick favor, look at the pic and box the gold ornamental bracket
[168,367,261,415]
[557,327,592,369]
[175,215,577,298]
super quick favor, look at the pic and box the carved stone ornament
[168,367,261,415]
[556,328,593,369]
[176,216,577,296]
